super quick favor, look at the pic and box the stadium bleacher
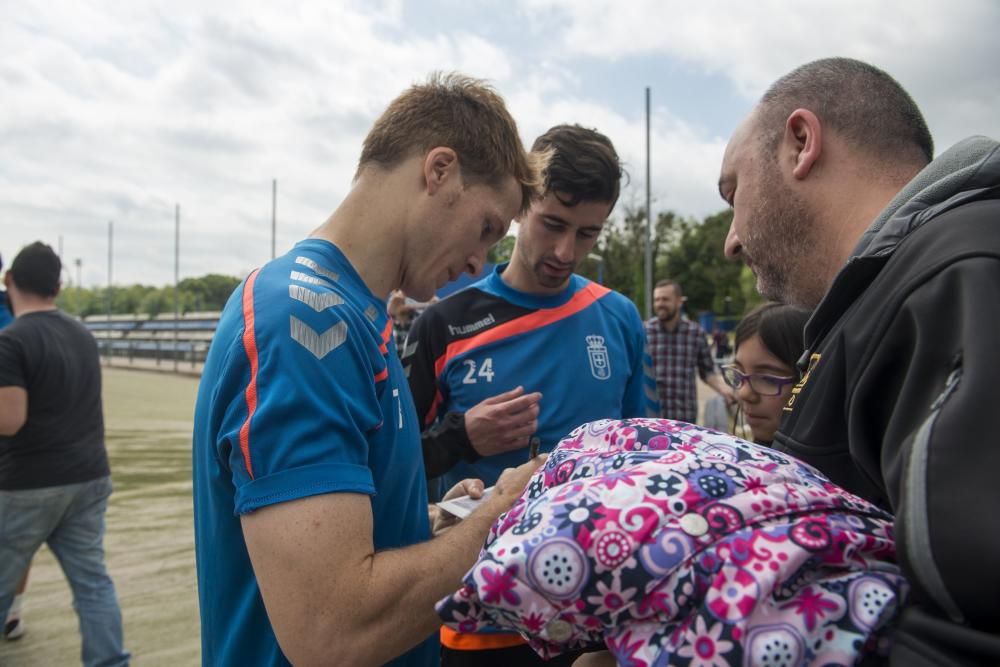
[84,311,220,368]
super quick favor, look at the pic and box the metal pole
[271,178,277,260]
[107,221,113,365]
[644,87,653,319]
[74,257,82,316]
[174,203,180,373]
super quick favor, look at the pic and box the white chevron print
[294,256,339,283]
[288,284,344,312]
[289,315,347,359]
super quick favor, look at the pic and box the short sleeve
[214,275,384,515]
[0,331,26,389]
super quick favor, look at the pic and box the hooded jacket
[774,136,1000,665]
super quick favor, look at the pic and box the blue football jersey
[192,239,435,666]
[405,266,658,493]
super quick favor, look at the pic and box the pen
[528,436,540,459]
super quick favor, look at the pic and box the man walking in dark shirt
[0,242,129,666]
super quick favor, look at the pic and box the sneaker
[3,616,24,640]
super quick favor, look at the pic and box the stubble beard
[746,169,823,307]
[532,255,574,290]
[656,306,677,324]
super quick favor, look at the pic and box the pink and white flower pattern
[436,419,907,666]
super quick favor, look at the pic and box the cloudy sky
[2,0,998,288]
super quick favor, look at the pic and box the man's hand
[433,478,486,536]
[483,455,547,513]
[465,386,542,457]
[387,290,415,320]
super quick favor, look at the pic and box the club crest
[586,335,611,380]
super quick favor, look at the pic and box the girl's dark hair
[734,302,812,372]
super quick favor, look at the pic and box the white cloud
[519,0,1000,149]
[0,2,522,286]
[1,0,996,288]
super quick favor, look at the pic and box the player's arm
[0,386,27,435]
[405,308,541,475]
[241,457,544,667]
[402,308,473,475]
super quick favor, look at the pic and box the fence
[84,311,220,371]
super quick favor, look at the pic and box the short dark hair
[654,279,682,297]
[757,57,933,169]
[531,124,623,209]
[10,242,61,298]
[734,302,812,372]
[358,72,545,216]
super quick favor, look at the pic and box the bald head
[756,57,933,176]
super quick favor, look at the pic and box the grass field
[0,365,719,666]
[0,367,202,666]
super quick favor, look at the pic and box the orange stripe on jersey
[439,626,527,650]
[424,389,444,426]
[374,319,394,382]
[238,269,262,480]
[379,318,393,355]
[433,282,611,380]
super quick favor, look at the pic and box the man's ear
[423,147,459,195]
[784,108,823,180]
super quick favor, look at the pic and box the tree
[585,206,682,313]
[660,209,758,317]
[178,274,242,312]
[487,235,516,265]
[55,273,242,318]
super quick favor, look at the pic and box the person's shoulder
[591,286,644,323]
[679,317,704,333]
[414,286,489,327]
[596,286,638,310]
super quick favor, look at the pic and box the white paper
[435,486,494,519]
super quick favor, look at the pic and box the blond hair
[357,72,545,214]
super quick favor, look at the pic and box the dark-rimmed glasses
[721,365,796,396]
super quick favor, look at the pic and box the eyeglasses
[721,365,796,396]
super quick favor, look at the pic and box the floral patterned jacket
[437,419,906,666]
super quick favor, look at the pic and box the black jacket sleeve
[401,307,479,479]
[850,257,1000,663]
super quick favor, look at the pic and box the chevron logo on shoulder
[289,315,347,359]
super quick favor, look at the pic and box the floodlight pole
[107,221,113,365]
[271,178,277,260]
[174,203,180,372]
[644,87,653,319]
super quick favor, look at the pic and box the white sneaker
[3,616,25,640]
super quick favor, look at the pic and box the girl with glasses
[723,302,811,444]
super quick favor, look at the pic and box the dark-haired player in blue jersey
[403,124,659,665]
[191,74,549,667]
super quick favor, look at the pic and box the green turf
[0,367,202,666]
